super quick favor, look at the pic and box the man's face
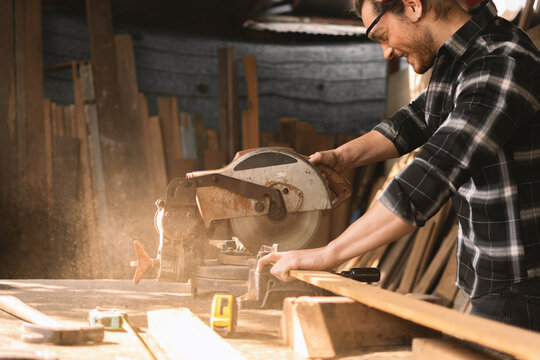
[361,1,437,74]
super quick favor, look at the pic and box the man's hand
[309,150,346,173]
[256,251,299,282]
[256,247,329,282]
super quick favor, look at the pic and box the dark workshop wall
[42,12,387,135]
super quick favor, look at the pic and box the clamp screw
[255,202,265,212]
[282,188,289,195]
[212,176,218,183]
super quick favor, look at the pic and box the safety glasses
[365,8,386,40]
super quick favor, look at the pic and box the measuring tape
[210,294,237,337]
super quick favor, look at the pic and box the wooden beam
[147,308,245,360]
[279,117,299,148]
[72,61,101,277]
[139,94,167,199]
[0,0,17,201]
[413,223,458,294]
[158,97,183,181]
[519,0,535,30]
[291,270,540,360]
[241,56,259,150]
[432,243,459,306]
[87,0,152,276]
[218,45,240,160]
[527,24,540,49]
[413,338,497,360]
[281,296,438,358]
[42,99,53,208]
[18,0,46,193]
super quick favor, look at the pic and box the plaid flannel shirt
[375,1,540,298]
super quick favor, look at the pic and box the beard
[405,25,437,74]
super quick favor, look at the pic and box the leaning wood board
[291,270,540,360]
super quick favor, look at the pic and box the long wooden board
[291,270,540,360]
[147,308,245,360]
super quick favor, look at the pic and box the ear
[402,0,423,22]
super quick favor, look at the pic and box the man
[257,0,540,330]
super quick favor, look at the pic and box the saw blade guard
[189,148,334,252]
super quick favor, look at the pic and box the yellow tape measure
[210,294,237,337]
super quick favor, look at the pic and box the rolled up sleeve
[377,56,536,226]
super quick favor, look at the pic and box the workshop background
[0,0,538,282]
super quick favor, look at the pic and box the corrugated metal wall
[43,12,387,135]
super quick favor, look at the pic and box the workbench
[0,280,411,359]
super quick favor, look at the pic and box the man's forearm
[317,200,416,269]
[336,130,400,170]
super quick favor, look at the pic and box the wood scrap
[281,296,438,359]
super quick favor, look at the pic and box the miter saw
[131,147,352,307]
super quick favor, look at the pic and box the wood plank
[412,338,496,360]
[281,296,438,358]
[397,216,438,294]
[139,94,168,199]
[527,24,540,49]
[413,223,459,294]
[43,99,54,208]
[72,61,101,277]
[452,289,471,313]
[218,45,240,161]
[291,270,540,360]
[432,243,459,307]
[192,113,205,170]
[87,0,146,277]
[18,0,46,193]
[0,0,17,199]
[241,56,259,150]
[157,97,183,181]
[148,115,168,193]
[414,203,453,285]
[14,0,27,181]
[293,121,316,155]
[279,117,299,147]
[377,233,412,288]
[147,308,245,360]
[260,131,279,147]
[519,0,535,30]
[180,112,197,160]
[204,149,228,170]
[206,129,220,151]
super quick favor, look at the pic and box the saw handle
[316,164,353,209]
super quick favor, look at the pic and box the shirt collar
[439,1,498,60]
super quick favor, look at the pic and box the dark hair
[353,0,461,22]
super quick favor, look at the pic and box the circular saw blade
[230,210,322,254]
